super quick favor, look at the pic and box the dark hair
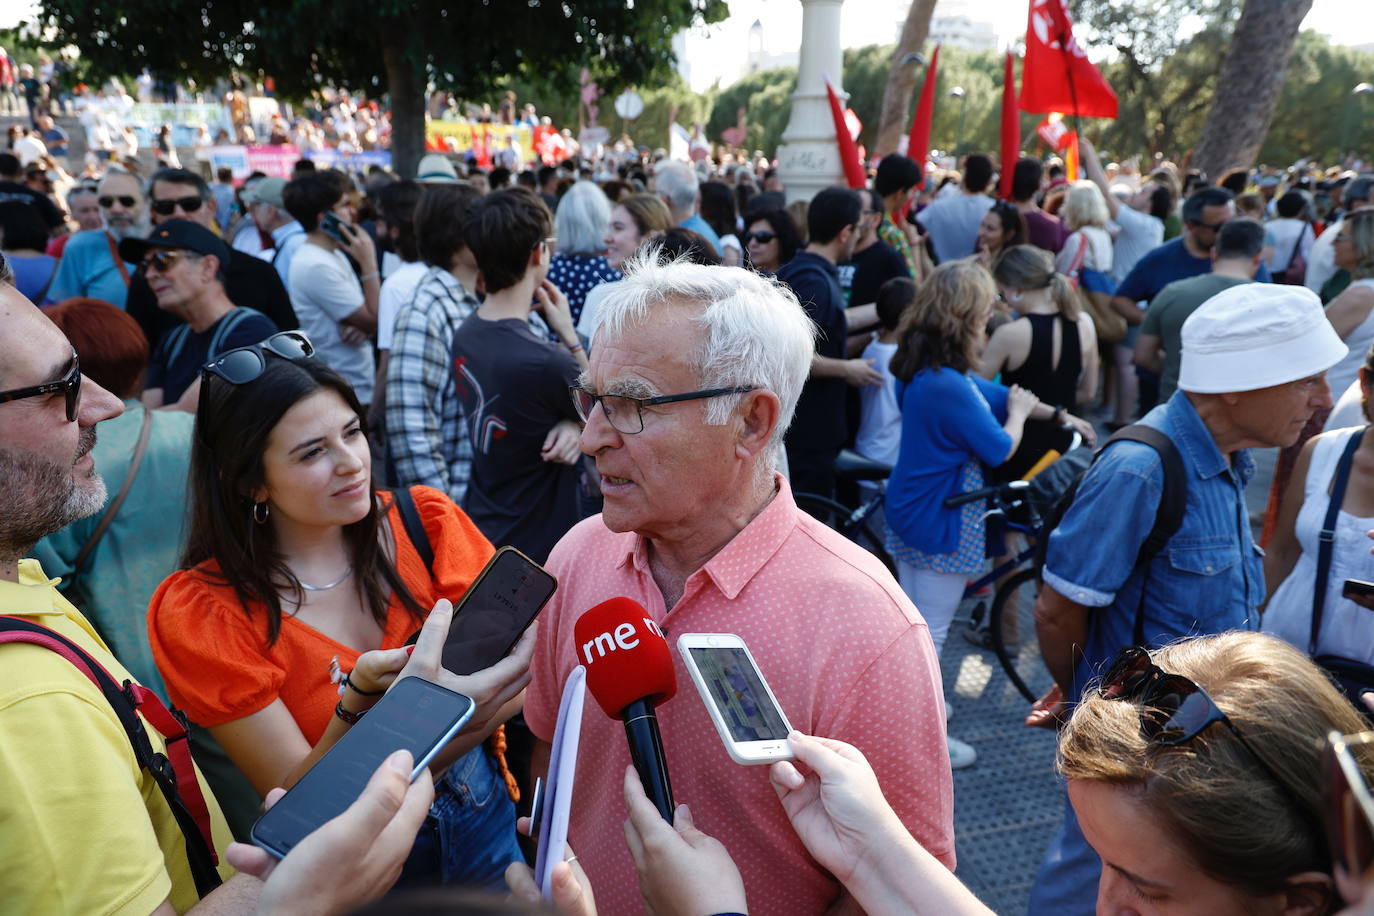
[654,228,722,266]
[464,187,551,293]
[415,183,481,268]
[807,186,861,245]
[488,166,512,190]
[742,190,787,221]
[744,209,803,267]
[375,179,422,264]
[283,171,346,232]
[875,277,915,331]
[963,154,994,193]
[293,158,317,175]
[698,181,737,240]
[1182,186,1234,224]
[515,170,536,190]
[150,167,211,200]
[1215,217,1266,260]
[0,152,20,177]
[1048,163,1066,180]
[216,166,234,183]
[1011,157,1044,203]
[46,298,149,399]
[1346,176,1374,209]
[875,154,922,198]
[537,165,558,187]
[1218,167,1249,196]
[1148,184,1174,221]
[0,199,50,251]
[184,358,425,646]
[984,200,1028,251]
[1276,191,1309,220]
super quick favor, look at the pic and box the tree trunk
[874,0,939,158]
[382,22,426,179]
[1190,0,1312,179]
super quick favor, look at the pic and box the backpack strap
[71,406,154,579]
[0,615,223,898]
[1311,428,1365,654]
[392,486,434,570]
[160,325,192,376]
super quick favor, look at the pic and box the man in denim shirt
[1027,284,1345,915]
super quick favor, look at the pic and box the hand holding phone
[678,633,794,765]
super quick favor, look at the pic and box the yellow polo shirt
[0,559,235,915]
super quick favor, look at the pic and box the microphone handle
[622,697,674,823]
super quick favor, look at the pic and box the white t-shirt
[855,338,901,467]
[377,261,429,351]
[916,192,994,264]
[288,242,374,403]
[1266,219,1314,276]
[1306,218,1341,294]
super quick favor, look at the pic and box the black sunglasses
[202,332,315,385]
[151,195,205,216]
[98,195,137,208]
[744,231,777,245]
[140,250,198,274]
[1327,731,1374,886]
[0,348,81,422]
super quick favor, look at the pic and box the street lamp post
[1340,82,1374,164]
[949,86,967,157]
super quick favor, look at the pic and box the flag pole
[1060,26,1082,139]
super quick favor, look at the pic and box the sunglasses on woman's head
[202,331,315,385]
[1326,731,1374,885]
[150,195,205,216]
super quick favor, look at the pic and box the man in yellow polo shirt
[0,271,433,914]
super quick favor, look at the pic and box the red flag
[1036,113,1072,151]
[906,43,940,167]
[999,51,1020,200]
[1019,0,1117,118]
[1063,132,1080,181]
[825,77,867,189]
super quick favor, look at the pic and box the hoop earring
[252,501,270,524]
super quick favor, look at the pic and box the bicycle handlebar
[944,479,1030,508]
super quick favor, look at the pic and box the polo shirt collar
[0,559,65,616]
[1168,391,1254,483]
[617,473,798,601]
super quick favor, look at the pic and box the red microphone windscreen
[573,597,677,718]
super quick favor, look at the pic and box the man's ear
[1277,870,1335,916]
[735,389,781,462]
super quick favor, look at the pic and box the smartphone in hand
[320,210,349,243]
[677,632,794,765]
[1343,579,1374,601]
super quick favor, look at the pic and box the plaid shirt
[384,267,478,503]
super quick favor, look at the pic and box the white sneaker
[948,736,978,769]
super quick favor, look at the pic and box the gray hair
[593,250,815,465]
[653,160,699,212]
[555,180,612,256]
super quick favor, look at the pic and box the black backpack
[1034,425,1188,645]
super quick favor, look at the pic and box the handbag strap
[1311,427,1366,654]
[104,230,131,288]
[73,406,154,577]
[392,486,434,569]
[0,615,223,897]
[1288,222,1308,265]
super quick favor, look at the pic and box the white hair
[554,180,612,256]
[653,160,699,212]
[593,250,816,464]
[1062,180,1110,230]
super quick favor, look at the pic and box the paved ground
[942,442,1277,913]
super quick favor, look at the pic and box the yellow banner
[425,121,533,152]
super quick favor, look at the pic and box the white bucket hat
[1178,284,1347,393]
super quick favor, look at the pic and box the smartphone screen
[440,547,557,675]
[250,677,474,858]
[687,646,791,743]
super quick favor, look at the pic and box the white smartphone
[677,633,795,765]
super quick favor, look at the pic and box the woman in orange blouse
[148,336,528,887]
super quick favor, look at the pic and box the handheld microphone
[573,597,677,822]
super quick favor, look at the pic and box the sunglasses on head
[202,331,315,385]
[0,348,81,422]
[151,195,205,216]
[744,231,777,245]
[98,195,137,208]
[1327,731,1374,887]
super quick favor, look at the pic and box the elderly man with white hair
[653,159,723,256]
[525,254,955,915]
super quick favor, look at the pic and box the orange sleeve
[146,570,285,728]
[408,485,496,604]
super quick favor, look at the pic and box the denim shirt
[1043,391,1264,699]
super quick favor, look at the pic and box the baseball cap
[416,153,459,184]
[242,176,286,208]
[1178,284,1347,394]
[118,218,232,268]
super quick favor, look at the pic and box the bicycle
[792,450,896,574]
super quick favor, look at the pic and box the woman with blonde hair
[576,192,671,338]
[982,245,1099,479]
[1055,180,1114,279]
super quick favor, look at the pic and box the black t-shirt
[127,247,297,350]
[451,314,582,563]
[847,240,908,308]
[148,307,279,403]
[776,250,848,454]
[0,180,63,230]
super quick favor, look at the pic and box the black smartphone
[1343,579,1374,600]
[250,677,475,859]
[320,210,348,242]
[410,546,558,675]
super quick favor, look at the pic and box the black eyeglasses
[202,331,315,384]
[98,195,137,208]
[1101,645,1319,840]
[743,231,777,245]
[0,348,81,422]
[569,384,759,435]
[151,195,205,216]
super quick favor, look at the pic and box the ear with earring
[252,500,270,524]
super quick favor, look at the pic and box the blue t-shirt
[47,229,133,309]
[679,214,724,256]
[884,368,1011,554]
[1115,236,1272,305]
[11,254,57,304]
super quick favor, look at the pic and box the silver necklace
[296,566,353,592]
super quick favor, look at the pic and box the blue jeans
[1027,791,1101,916]
[397,745,521,889]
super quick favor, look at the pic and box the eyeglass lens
[264,332,313,360]
[98,195,136,208]
[65,363,81,422]
[572,388,642,435]
[152,195,204,214]
[213,349,267,384]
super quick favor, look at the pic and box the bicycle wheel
[988,567,1055,703]
[792,492,895,575]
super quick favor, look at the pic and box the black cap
[118,218,232,269]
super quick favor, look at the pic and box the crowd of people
[6,110,1374,916]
